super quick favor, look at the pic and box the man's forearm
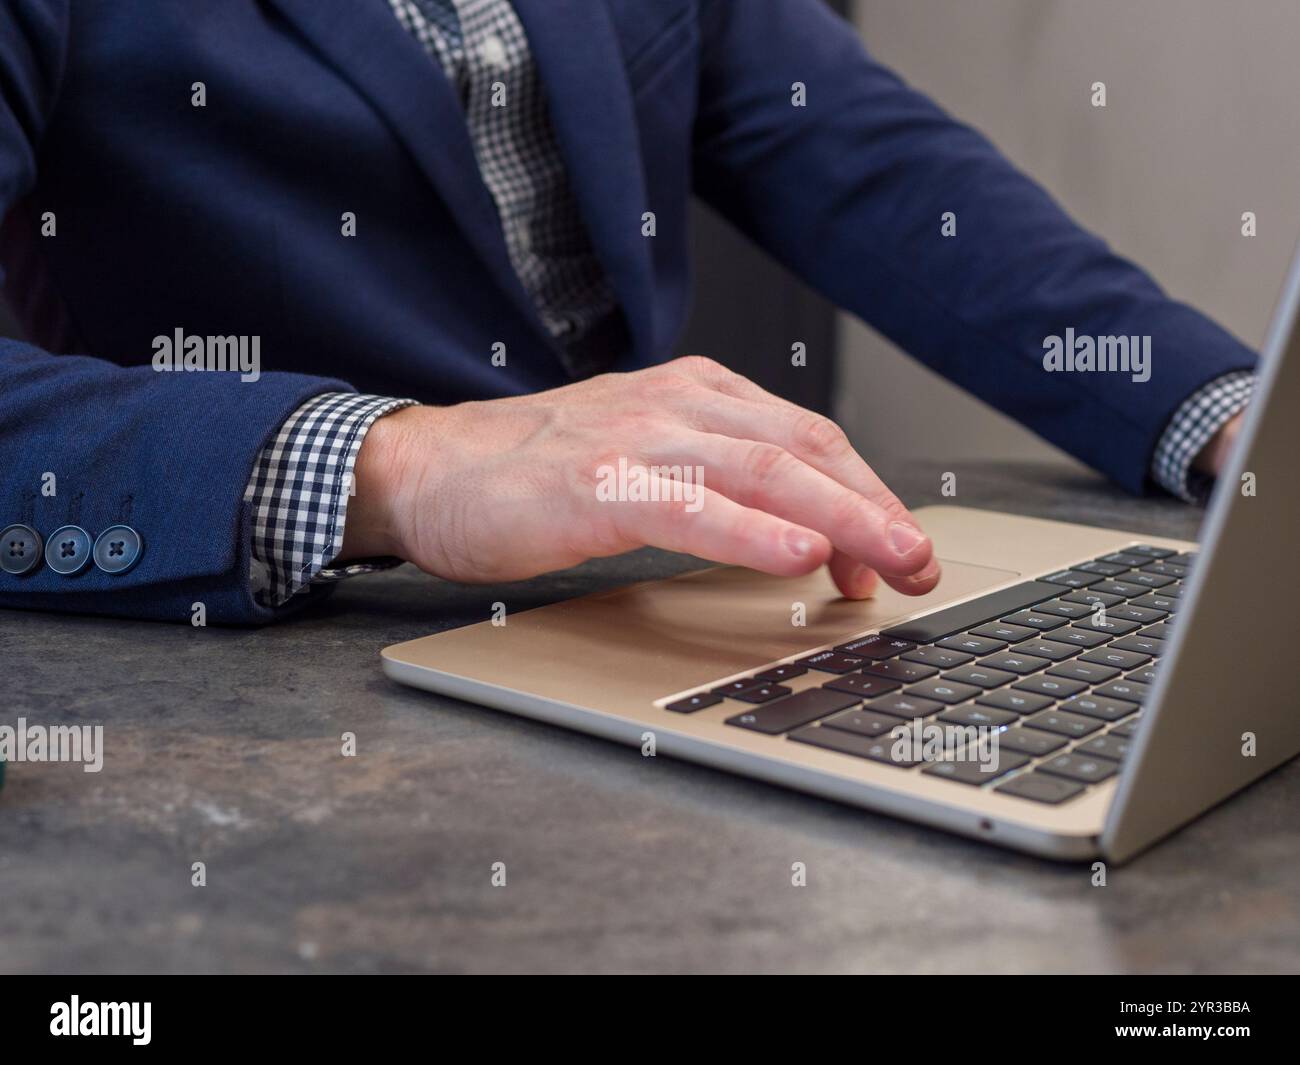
[692,0,1258,494]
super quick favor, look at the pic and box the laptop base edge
[382,655,1102,863]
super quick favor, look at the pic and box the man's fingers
[668,385,940,593]
[620,358,938,594]
[658,432,934,580]
[683,389,911,511]
[828,549,880,600]
[889,555,942,595]
[604,480,833,577]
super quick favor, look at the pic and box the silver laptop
[382,244,1300,863]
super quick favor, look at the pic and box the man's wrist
[1150,370,1255,502]
[1192,410,1245,478]
[244,393,417,606]
[337,403,418,563]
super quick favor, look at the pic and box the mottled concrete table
[3,459,1297,974]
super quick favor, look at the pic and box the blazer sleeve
[691,0,1258,493]
[0,3,353,624]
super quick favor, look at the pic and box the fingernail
[889,521,928,558]
[785,528,814,558]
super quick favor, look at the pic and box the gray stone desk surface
[2,460,1297,974]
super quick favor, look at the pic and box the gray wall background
[837,0,1300,468]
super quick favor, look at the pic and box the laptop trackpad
[592,558,1022,685]
[398,558,1024,708]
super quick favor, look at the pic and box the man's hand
[339,356,940,599]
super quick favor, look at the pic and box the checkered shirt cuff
[244,392,417,608]
[1150,371,1255,504]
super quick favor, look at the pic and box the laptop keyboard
[661,545,1194,806]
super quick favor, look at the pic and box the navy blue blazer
[0,0,1257,623]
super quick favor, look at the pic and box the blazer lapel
[510,0,656,365]
[265,0,560,355]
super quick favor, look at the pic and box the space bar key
[880,581,1062,643]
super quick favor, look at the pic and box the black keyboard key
[1126,666,1158,685]
[867,691,944,720]
[1131,593,1178,613]
[862,658,938,683]
[1039,569,1100,589]
[928,718,988,748]
[1013,674,1087,698]
[978,689,1053,715]
[1093,679,1149,704]
[1039,752,1119,784]
[1091,579,1147,598]
[1063,588,1124,608]
[731,683,792,703]
[1047,660,1120,684]
[1040,629,1112,652]
[1141,561,1188,579]
[797,650,867,674]
[726,688,858,734]
[1023,708,1104,738]
[902,645,974,669]
[1139,622,1174,641]
[905,678,982,704]
[995,772,1086,804]
[1077,734,1131,761]
[937,633,1006,656]
[711,679,762,696]
[1110,717,1143,738]
[1098,550,1149,567]
[823,673,900,698]
[970,621,1038,642]
[665,692,721,714]
[833,634,915,659]
[1173,551,1198,565]
[787,724,920,766]
[1010,639,1076,662]
[1080,646,1150,671]
[880,581,1061,643]
[1160,585,1186,600]
[1074,559,1130,577]
[923,751,1030,785]
[996,726,1068,756]
[938,704,1019,728]
[1107,604,1167,624]
[1000,609,1066,632]
[1128,544,1177,559]
[1126,571,1174,590]
[1071,615,1141,636]
[1033,598,1093,619]
[1059,694,1135,722]
[756,663,808,682]
[1112,634,1166,656]
[943,664,1017,689]
[1041,627,1110,649]
[979,650,1051,675]
[822,708,905,739]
